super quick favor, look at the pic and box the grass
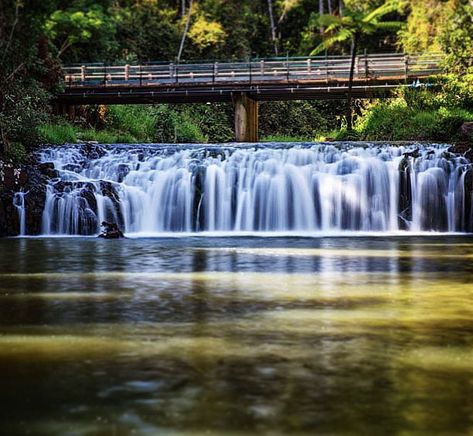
[38,123,77,144]
[355,101,473,142]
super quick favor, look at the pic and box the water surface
[1,235,473,434]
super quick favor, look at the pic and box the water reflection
[1,236,473,434]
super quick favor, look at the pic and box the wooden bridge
[57,53,444,141]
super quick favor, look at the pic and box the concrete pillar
[233,92,258,142]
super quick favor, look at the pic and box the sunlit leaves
[188,16,226,49]
[45,7,117,58]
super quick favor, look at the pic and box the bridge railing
[62,53,444,87]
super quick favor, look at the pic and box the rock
[98,221,124,239]
[62,163,84,173]
[38,162,59,179]
[465,148,473,162]
[403,148,420,159]
[460,122,473,142]
[82,142,106,160]
[117,164,130,183]
[448,143,471,154]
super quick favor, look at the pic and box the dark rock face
[398,156,412,230]
[0,158,50,237]
[460,122,473,142]
[98,221,125,239]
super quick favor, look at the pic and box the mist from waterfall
[37,143,473,236]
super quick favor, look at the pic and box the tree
[45,6,118,61]
[0,0,58,156]
[440,0,473,73]
[311,0,403,130]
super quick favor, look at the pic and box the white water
[37,143,473,235]
[13,192,27,236]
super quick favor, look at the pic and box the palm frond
[310,28,353,55]
[363,1,401,23]
[374,21,404,30]
[317,13,343,28]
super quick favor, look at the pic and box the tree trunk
[267,0,278,55]
[319,0,324,34]
[346,34,358,131]
[181,0,186,17]
[339,0,343,16]
[177,0,193,62]
[1,0,20,64]
[327,0,333,15]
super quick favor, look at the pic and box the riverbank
[37,97,473,149]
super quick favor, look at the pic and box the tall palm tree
[311,1,403,130]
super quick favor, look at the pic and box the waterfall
[13,192,27,236]
[37,143,473,235]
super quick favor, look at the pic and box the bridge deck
[57,53,443,105]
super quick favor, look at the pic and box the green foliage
[398,0,448,53]
[4,143,28,164]
[355,99,473,142]
[107,106,157,141]
[260,101,343,139]
[45,5,118,61]
[188,16,227,51]
[114,4,180,62]
[39,122,77,144]
[153,106,208,143]
[0,81,51,150]
[310,0,403,55]
[440,1,473,73]
[181,104,234,143]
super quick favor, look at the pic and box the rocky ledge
[0,157,54,237]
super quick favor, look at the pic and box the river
[1,235,473,434]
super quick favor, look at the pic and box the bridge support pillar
[233,93,258,142]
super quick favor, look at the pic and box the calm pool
[1,235,473,434]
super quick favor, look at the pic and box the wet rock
[465,148,473,162]
[448,143,471,154]
[117,164,130,183]
[402,148,420,159]
[98,221,124,239]
[100,181,124,227]
[398,156,412,230]
[82,142,106,160]
[62,163,84,173]
[38,162,59,179]
[80,183,98,215]
[0,157,50,236]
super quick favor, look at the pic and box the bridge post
[233,92,258,142]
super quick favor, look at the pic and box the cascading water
[38,143,473,235]
[13,192,27,236]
